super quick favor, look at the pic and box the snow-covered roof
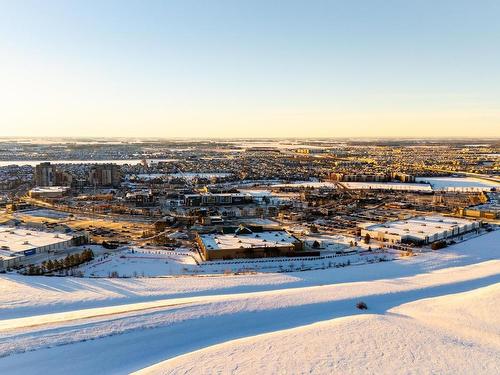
[342,182,432,192]
[29,186,70,193]
[363,216,477,240]
[0,226,73,254]
[199,230,297,251]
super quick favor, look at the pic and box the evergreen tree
[27,265,36,275]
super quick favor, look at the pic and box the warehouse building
[0,226,88,270]
[196,226,311,260]
[184,193,253,206]
[28,186,70,199]
[359,216,480,245]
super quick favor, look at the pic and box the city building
[329,172,415,183]
[184,193,253,206]
[54,170,73,186]
[125,189,156,207]
[391,172,416,183]
[458,207,498,220]
[28,186,70,199]
[359,215,480,245]
[0,226,89,270]
[196,226,308,260]
[35,162,57,186]
[88,164,121,187]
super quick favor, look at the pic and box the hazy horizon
[1,135,499,141]
[1,1,499,138]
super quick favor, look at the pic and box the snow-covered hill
[0,230,498,374]
[137,284,500,375]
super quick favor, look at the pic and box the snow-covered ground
[169,172,232,179]
[0,230,498,374]
[78,248,199,277]
[75,245,387,277]
[342,181,433,191]
[138,283,500,375]
[272,181,338,189]
[14,208,70,219]
[416,176,499,191]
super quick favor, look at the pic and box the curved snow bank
[1,230,498,320]
[0,231,498,374]
[390,283,500,350]
[135,284,500,375]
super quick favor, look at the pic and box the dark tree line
[25,249,94,276]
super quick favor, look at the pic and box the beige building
[28,186,70,199]
[359,216,481,245]
[196,227,306,261]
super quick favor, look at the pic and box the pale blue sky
[0,0,499,137]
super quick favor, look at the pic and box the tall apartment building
[54,171,73,186]
[88,164,121,187]
[329,172,415,183]
[34,162,57,186]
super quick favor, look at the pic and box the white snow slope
[0,231,499,374]
[138,284,500,375]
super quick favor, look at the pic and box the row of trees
[25,249,94,276]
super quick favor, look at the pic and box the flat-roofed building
[184,193,252,207]
[28,186,70,199]
[0,226,88,269]
[196,226,309,260]
[359,215,480,245]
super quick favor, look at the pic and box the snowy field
[272,181,338,189]
[78,248,200,277]
[342,181,433,191]
[14,209,70,220]
[139,283,500,375]
[416,177,499,191]
[75,246,387,277]
[253,177,499,192]
[0,230,498,374]
[168,172,232,179]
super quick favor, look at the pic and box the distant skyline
[1,1,499,138]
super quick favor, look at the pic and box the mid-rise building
[196,226,310,260]
[88,164,121,187]
[184,193,253,206]
[35,162,56,186]
[329,172,415,183]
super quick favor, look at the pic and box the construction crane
[172,165,195,190]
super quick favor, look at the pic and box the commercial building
[329,172,415,183]
[184,193,253,207]
[28,186,70,199]
[458,208,498,220]
[0,226,89,270]
[359,215,480,245]
[196,226,310,260]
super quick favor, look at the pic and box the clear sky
[0,0,499,138]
